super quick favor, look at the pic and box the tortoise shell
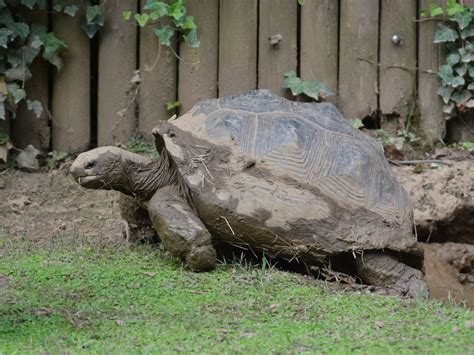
[161,90,420,262]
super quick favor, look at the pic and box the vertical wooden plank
[178,0,218,113]
[139,28,177,138]
[218,0,257,97]
[11,10,50,151]
[380,0,417,122]
[52,1,90,152]
[98,0,137,146]
[258,0,297,97]
[339,0,379,119]
[418,0,445,143]
[300,0,338,101]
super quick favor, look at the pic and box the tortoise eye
[85,160,96,169]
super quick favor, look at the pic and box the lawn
[1,235,473,354]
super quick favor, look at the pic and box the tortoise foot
[356,253,428,298]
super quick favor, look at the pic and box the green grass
[1,238,473,354]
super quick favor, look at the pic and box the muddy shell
[160,90,422,266]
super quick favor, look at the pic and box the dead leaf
[464,320,474,329]
[269,303,279,309]
[142,271,156,277]
[36,307,54,316]
[116,319,124,326]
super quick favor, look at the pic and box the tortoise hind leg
[355,252,428,298]
[119,194,157,243]
[148,185,216,271]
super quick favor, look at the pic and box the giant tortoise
[70,90,427,297]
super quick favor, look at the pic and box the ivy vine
[0,0,104,122]
[124,0,200,49]
[421,0,474,116]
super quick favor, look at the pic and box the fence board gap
[258,0,297,98]
[98,0,138,146]
[178,0,218,113]
[339,0,379,119]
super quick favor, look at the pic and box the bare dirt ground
[0,167,124,251]
[0,160,473,307]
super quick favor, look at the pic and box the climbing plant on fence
[0,0,104,121]
[0,0,197,127]
[422,0,474,117]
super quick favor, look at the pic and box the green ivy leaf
[468,82,474,90]
[41,32,67,70]
[446,0,465,16]
[122,11,132,21]
[153,26,173,46]
[165,100,181,111]
[64,5,79,17]
[451,75,465,87]
[454,63,468,76]
[8,22,30,40]
[135,13,150,27]
[298,0,305,5]
[21,0,38,10]
[452,11,472,30]
[182,16,196,30]
[149,10,161,21]
[6,66,32,81]
[86,5,104,25]
[469,67,474,77]
[26,99,43,118]
[6,83,26,104]
[184,28,199,48]
[283,71,333,101]
[168,0,186,21]
[437,86,455,104]
[0,28,13,48]
[429,4,444,17]
[461,24,474,39]
[438,64,454,85]
[144,1,169,16]
[349,118,364,129]
[451,90,472,104]
[0,8,14,25]
[434,23,459,43]
[447,52,460,65]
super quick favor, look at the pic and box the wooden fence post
[98,0,137,146]
[418,0,446,144]
[218,0,257,97]
[178,0,218,113]
[52,1,90,152]
[379,0,417,130]
[11,10,50,151]
[139,25,177,138]
[339,0,379,119]
[258,0,297,97]
[300,0,338,102]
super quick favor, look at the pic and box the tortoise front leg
[148,185,216,271]
[355,252,428,298]
[119,194,157,243]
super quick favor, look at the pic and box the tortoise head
[70,146,126,190]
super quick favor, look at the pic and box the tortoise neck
[117,149,183,202]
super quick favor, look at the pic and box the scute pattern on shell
[185,90,411,224]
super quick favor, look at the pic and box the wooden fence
[4,0,473,152]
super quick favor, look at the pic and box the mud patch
[423,243,474,308]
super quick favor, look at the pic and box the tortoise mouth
[76,175,107,188]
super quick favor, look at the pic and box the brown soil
[0,166,124,251]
